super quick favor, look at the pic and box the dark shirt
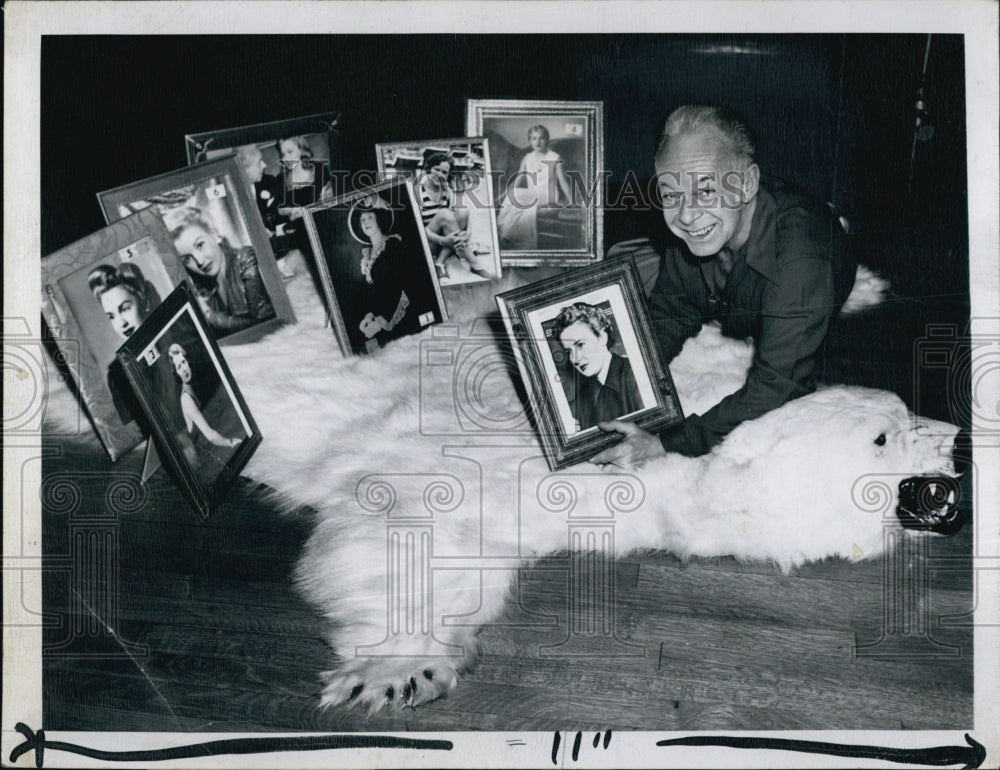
[571,353,643,431]
[647,177,856,457]
[255,173,298,258]
[286,164,325,207]
[254,173,287,230]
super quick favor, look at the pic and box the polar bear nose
[951,429,971,476]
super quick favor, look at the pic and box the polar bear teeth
[895,475,962,535]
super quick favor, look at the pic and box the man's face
[241,147,266,184]
[559,320,611,378]
[655,130,757,258]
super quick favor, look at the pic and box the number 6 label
[206,183,227,199]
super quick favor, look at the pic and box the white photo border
[5,3,999,769]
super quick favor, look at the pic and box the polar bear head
[697,386,966,566]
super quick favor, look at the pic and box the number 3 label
[142,346,160,366]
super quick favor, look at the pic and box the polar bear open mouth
[896,429,969,535]
[897,476,962,534]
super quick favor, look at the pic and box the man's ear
[742,163,761,202]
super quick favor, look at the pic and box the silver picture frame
[466,98,604,266]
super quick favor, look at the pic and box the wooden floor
[41,242,975,733]
[41,443,974,732]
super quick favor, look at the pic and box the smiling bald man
[593,105,857,467]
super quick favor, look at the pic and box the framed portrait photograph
[184,111,341,273]
[41,207,192,461]
[497,256,683,470]
[116,282,262,519]
[302,176,447,355]
[97,155,295,344]
[375,136,502,287]
[466,98,603,266]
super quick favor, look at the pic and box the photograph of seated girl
[419,151,494,284]
[496,124,578,251]
[350,196,420,353]
[551,302,642,433]
[166,341,244,483]
[166,206,276,336]
[88,261,162,421]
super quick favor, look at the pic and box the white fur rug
[43,254,961,713]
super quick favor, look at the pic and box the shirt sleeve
[201,299,255,335]
[237,248,276,322]
[660,255,834,456]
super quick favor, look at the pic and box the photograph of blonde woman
[166,206,276,336]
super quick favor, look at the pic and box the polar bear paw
[318,658,461,714]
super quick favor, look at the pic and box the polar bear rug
[42,255,965,714]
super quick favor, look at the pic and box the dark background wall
[41,33,968,298]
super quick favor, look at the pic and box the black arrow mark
[9,723,452,767]
[656,733,986,768]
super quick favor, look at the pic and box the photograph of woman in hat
[309,179,446,355]
[349,196,418,352]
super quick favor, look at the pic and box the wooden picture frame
[302,177,448,355]
[41,208,191,460]
[497,256,683,470]
[375,136,502,287]
[97,155,295,344]
[466,98,604,267]
[116,282,262,519]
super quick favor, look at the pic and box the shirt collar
[732,181,779,284]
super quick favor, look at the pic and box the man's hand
[589,420,666,470]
